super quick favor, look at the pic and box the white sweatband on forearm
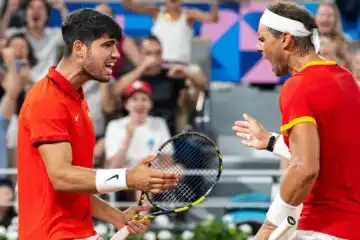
[273,135,291,160]
[95,168,127,194]
[266,192,299,226]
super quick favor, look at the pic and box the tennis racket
[111,132,223,240]
[269,216,297,240]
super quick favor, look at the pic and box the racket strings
[147,133,220,210]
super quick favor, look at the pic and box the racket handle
[268,216,296,240]
[110,226,129,240]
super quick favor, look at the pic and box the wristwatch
[266,133,280,152]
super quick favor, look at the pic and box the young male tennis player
[17,9,178,240]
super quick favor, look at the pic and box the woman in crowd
[122,0,219,64]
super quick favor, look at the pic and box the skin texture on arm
[39,142,179,194]
[39,142,98,193]
[255,122,320,238]
[91,195,151,234]
[280,122,320,205]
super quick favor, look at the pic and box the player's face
[81,35,120,82]
[125,92,152,116]
[257,25,289,76]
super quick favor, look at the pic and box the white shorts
[292,230,345,240]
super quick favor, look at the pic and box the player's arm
[121,0,159,17]
[91,195,150,233]
[278,123,319,204]
[265,77,319,229]
[39,143,178,194]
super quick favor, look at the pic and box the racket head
[143,132,223,215]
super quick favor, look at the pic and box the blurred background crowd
[0,0,359,239]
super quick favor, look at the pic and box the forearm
[280,159,318,206]
[51,165,98,193]
[51,165,127,194]
[91,195,124,226]
[115,66,145,95]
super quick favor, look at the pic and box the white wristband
[95,168,127,194]
[266,192,298,226]
[273,135,291,160]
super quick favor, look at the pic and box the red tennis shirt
[280,61,360,239]
[17,67,96,239]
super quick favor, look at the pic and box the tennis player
[233,2,360,240]
[17,9,178,240]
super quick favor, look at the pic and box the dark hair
[61,8,123,57]
[144,35,161,46]
[7,33,38,67]
[267,2,318,55]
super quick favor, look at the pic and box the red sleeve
[280,75,316,136]
[28,100,70,146]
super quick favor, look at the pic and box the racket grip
[268,216,296,240]
[110,226,129,240]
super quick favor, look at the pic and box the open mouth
[105,62,115,75]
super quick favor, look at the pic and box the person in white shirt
[105,80,171,168]
[122,0,219,64]
[105,80,171,201]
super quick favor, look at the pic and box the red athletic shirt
[280,61,360,239]
[17,67,96,239]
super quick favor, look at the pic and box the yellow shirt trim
[280,116,317,136]
[301,60,336,71]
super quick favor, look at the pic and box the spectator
[115,35,207,136]
[1,34,37,171]
[104,81,171,200]
[0,0,69,82]
[122,0,219,64]
[0,178,15,228]
[0,46,27,177]
[315,2,352,69]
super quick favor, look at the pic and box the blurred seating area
[0,0,359,238]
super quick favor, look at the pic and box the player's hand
[126,155,179,193]
[122,206,151,235]
[232,113,272,150]
[254,220,276,240]
[111,205,151,234]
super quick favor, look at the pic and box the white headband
[259,9,320,54]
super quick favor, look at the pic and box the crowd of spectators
[0,0,359,231]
